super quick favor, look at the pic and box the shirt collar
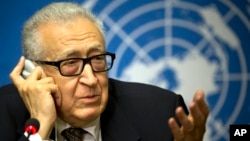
[56,117,101,141]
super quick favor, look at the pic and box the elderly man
[0,2,209,141]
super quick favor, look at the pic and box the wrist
[36,116,56,139]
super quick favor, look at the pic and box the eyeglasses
[35,52,116,77]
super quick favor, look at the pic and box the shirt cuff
[24,132,42,141]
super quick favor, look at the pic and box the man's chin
[60,108,101,126]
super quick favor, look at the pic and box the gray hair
[22,2,105,60]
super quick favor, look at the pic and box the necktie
[61,127,85,141]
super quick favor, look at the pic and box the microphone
[24,118,41,141]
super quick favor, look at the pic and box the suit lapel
[101,91,140,141]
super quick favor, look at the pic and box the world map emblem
[82,1,250,141]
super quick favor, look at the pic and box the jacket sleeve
[0,84,30,141]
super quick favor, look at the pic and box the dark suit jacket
[0,78,188,141]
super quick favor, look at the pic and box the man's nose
[78,64,98,86]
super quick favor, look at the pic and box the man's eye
[94,55,105,60]
[62,59,79,66]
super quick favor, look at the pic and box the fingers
[9,56,25,86]
[189,102,205,129]
[176,107,194,133]
[168,89,210,141]
[192,89,210,120]
[10,56,43,87]
[168,117,185,141]
[168,106,195,141]
[9,56,59,101]
[187,89,209,133]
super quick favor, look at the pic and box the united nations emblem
[83,1,250,141]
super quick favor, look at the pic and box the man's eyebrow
[87,45,106,54]
[59,50,81,60]
[58,45,105,60]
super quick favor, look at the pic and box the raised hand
[9,56,59,139]
[168,89,209,141]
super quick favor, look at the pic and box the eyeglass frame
[34,52,116,77]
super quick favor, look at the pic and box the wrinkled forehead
[37,18,105,60]
[58,44,105,60]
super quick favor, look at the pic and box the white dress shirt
[56,117,102,141]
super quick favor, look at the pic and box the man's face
[37,17,108,127]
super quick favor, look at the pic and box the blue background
[0,1,249,141]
